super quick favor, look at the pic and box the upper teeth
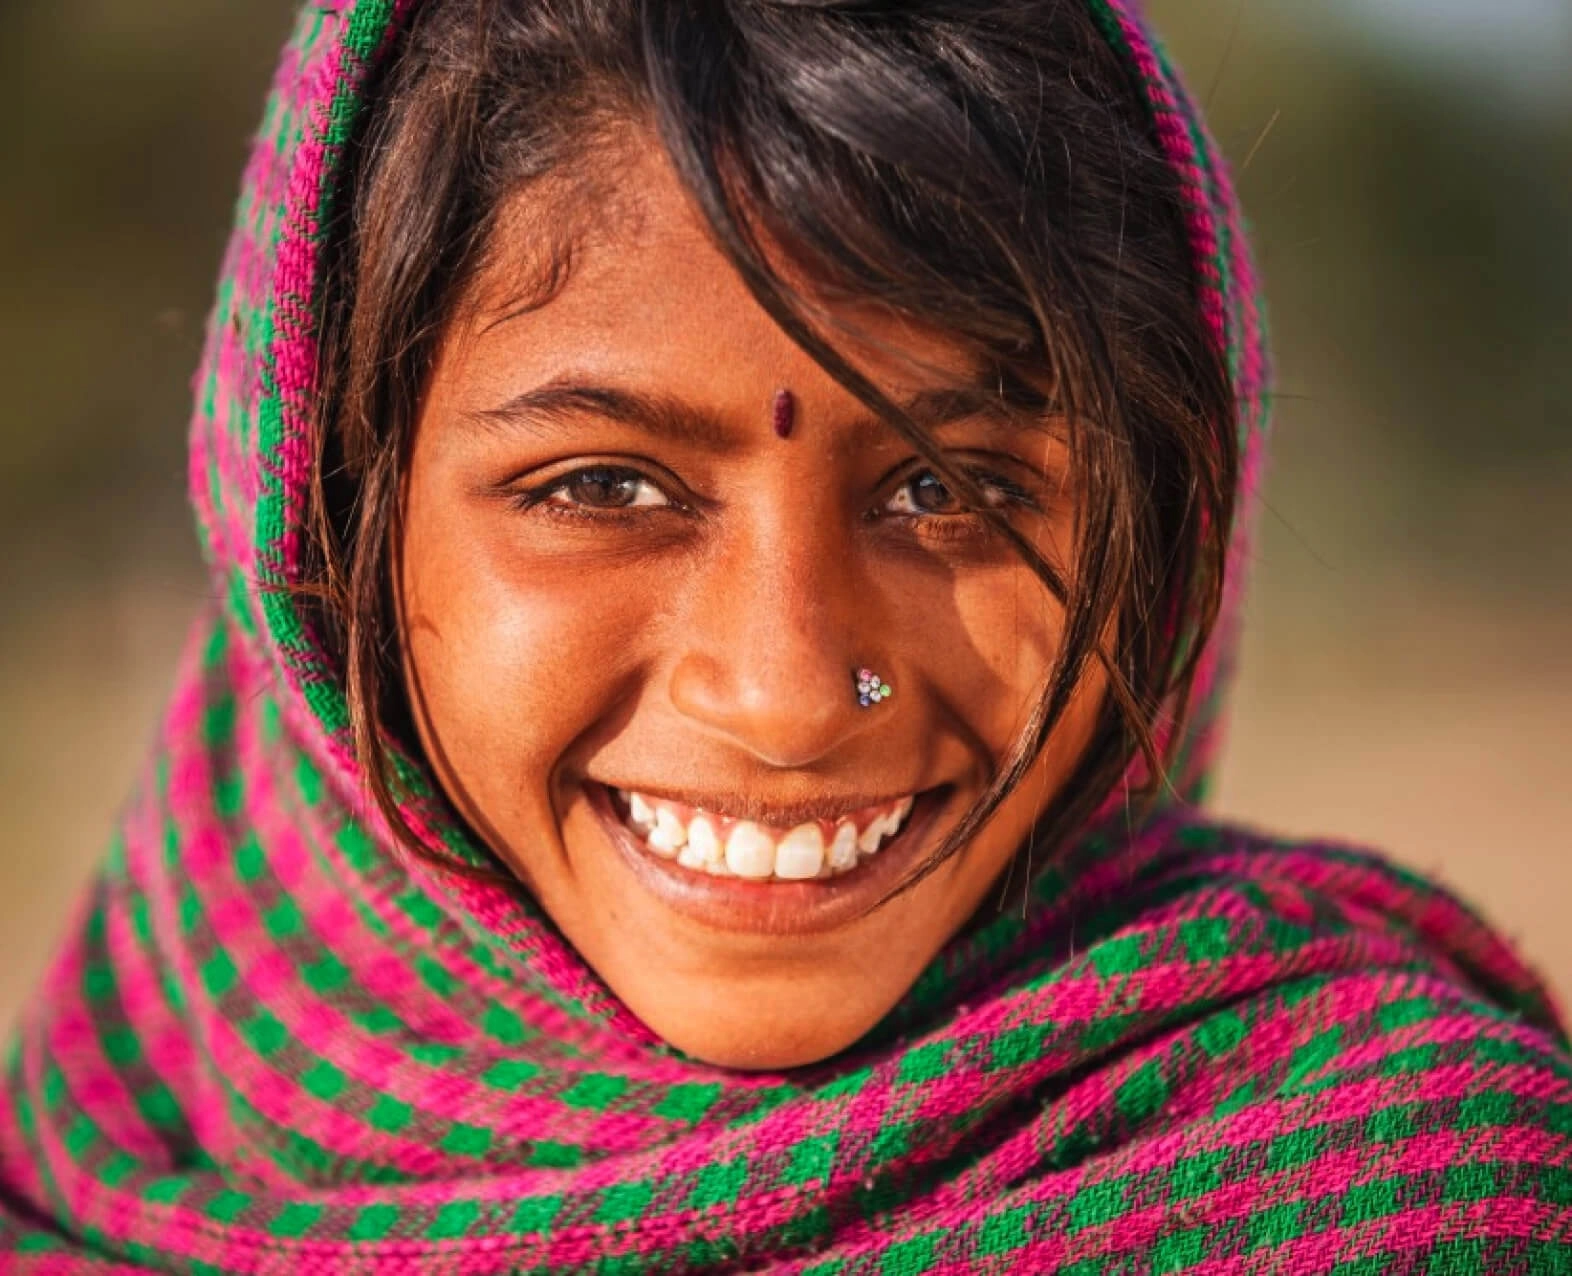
[615,790,916,881]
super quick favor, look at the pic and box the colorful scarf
[4,3,1569,1272]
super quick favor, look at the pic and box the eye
[882,468,1019,517]
[538,466,671,511]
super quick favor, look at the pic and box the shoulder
[1132,810,1569,1042]
[1088,812,1572,1266]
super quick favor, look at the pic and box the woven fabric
[4,3,1569,1272]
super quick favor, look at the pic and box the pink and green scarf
[4,3,1569,1271]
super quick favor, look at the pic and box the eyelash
[882,470,1034,516]
[511,463,1038,529]
[512,466,676,523]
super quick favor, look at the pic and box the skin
[398,142,1105,1070]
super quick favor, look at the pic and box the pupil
[914,472,954,513]
[573,470,635,507]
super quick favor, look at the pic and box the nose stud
[856,668,893,708]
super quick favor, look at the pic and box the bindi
[772,388,797,439]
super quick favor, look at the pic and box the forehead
[455,137,985,401]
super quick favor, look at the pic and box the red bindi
[772,389,796,439]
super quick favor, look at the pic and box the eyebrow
[467,375,1060,452]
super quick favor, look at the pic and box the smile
[612,789,917,881]
[585,782,947,936]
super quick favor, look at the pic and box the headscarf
[4,3,1568,1271]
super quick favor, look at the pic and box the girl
[4,0,1569,1270]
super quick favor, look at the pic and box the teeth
[827,822,859,872]
[857,814,890,856]
[774,825,825,880]
[725,823,776,879]
[684,815,723,872]
[615,789,917,881]
[647,807,687,857]
[628,792,656,834]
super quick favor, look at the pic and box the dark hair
[307,0,1236,896]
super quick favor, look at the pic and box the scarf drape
[4,3,1569,1272]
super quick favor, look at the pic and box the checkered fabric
[3,3,1569,1271]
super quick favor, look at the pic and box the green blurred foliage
[0,1,298,557]
[1154,2,1571,463]
[1,0,1567,594]
[1151,0,1571,599]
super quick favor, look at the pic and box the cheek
[926,562,1066,744]
[397,481,655,824]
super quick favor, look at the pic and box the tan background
[3,0,1569,1031]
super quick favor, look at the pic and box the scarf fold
[4,2,1569,1272]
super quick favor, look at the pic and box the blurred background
[2,0,1568,1031]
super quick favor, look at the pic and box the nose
[667,516,879,769]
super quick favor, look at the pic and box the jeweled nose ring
[856,668,893,708]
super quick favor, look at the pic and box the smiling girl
[4,1,1570,1271]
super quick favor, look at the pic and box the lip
[584,781,949,937]
[607,785,914,830]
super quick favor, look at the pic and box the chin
[521,781,963,1070]
[625,984,883,1072]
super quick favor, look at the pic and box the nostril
[667,649,879,769]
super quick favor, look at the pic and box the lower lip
[584,784,947,937]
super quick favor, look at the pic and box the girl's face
[399,145,1103,1069]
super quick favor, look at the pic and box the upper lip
[596,782,924,827]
